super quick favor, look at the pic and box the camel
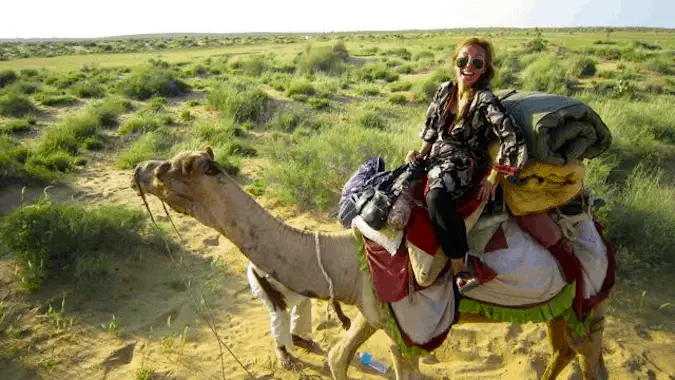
[130,146,612,380]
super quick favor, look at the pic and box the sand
[1,158,674,380]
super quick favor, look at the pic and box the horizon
[1,0,673,39]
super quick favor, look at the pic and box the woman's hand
[405,150,422,164]
[478,175,499,202]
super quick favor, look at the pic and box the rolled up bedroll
[495,90,612,165]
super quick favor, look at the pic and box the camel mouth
[131,161,156,197]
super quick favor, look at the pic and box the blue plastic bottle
[356,352,390,374]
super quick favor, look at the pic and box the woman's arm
[480,91,528,175]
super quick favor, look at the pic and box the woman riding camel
[405,37,528,277]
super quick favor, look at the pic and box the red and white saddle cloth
[352,177,616,351]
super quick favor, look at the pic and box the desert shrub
[412,68,453,103]
[115,127,176,169]
[118,114,170,135]
[631,40,661,51]
[0,69,18,88]
[355,84,380,96]
[0,135,55,187]
[118,66,190,100]
[34,93,79,106]
[382,47,411,60]
[587,162,675,275]
[395,64,415,74]
[260,123,406,211]
[295,43,349,76]
[0,197,172,291]
[19,68,40,78]
[570,57,597,77]
[6,80,41,95]
[0,118,36,134]
[230,55,270,77]
[642,57,673,75]
[286,78,317,97]
[0,92,37,117]
[388,93,407,105]
[36,98,128,156]
[267,105,318,133]
[308,97,330,110]
[207,79,269,123]
[520,54,571,94]
[389,81,412,92]
[193,118,244,146]
[72,81,106,98]
[413,50,435,61]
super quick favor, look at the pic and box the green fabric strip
[458,283,590,338]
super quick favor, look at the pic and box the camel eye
[156,161,171,177]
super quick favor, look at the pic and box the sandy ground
[1,158,674,380]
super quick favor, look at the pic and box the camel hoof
[421,353,440,365]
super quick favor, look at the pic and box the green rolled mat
[495,89,612,165]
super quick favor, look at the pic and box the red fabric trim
[484,225,508,253]
[364,238,410,303]
[515,213,563,249]
[548,239,584,319]
[468,255,498,284]
[493,163,519,175]
[405,206,440,256]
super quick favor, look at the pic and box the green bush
[0,118,35,134]
[260,123,405,211]
[34,93,79,106]
[286,78,317,97]
[520,54,571,94]
[0,92,37,117]
[72,81,106,98]
[0,135,56,187]
[118,66,190,100]
[36,98,128,156]
[207,80,269,123]
[0,69,18,88]
[570,57,597,78]
[0,197,170,291]
[267,105,318,133]
[388,93,407,105]
[118,114,170,135]
[115,128,176,169]
[389,81,412,92]
[295,43,349,76]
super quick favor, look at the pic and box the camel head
[130,146,223,216]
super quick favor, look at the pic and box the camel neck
[192,174,361,304]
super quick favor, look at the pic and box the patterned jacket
[419,81,528,175]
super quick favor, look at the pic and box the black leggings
[426,187,468,259]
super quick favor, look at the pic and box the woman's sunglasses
[456,56,485,69]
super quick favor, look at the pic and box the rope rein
[135,177,255,380]
[314,231,336,318]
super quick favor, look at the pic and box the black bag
[354,161,424,231]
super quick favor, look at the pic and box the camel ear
[205,146,214,160]
[181,158,193,175]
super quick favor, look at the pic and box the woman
[405,37,528,277]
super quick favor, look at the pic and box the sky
[1,0,672,39]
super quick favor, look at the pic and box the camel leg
[541,318,576,380]
[328,311,377,380]
[573,302,610,380]
[389,341,422,380]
